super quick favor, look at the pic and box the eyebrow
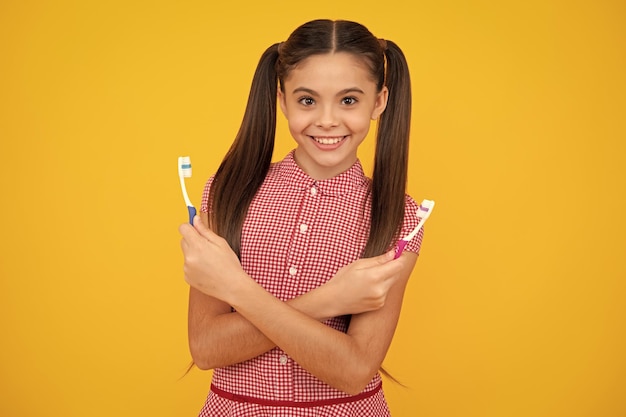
[291,87,366,96]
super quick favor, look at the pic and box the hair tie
[378,38,388,51]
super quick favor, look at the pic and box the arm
[180,216,418,394]
[187,213,402,370]
[225,251,417,395]
[188,281,345,369]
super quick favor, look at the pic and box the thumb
[371,249,396,265]
[178,221,197,238]
[192,215,216,240]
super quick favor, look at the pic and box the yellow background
[1,0,624,416]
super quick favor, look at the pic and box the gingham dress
[198,151,424,417]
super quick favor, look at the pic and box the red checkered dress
[198,151,424,416]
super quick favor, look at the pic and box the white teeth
[312,136,345,145]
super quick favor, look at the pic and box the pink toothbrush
[394,199,435,259]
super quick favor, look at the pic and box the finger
[179,234,189,249]
[192,215,218,240]
[362,252,405,279]
[180,240,189,256]
[178,223,208,251]
[364,249,396,266]
[178,222,197,238]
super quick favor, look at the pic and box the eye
[341,96,358,105]
[298,96,315,106]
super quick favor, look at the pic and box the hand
[178,216,247,301]
[325,250,406,316]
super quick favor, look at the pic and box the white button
[289,267,297,276]
[279,354,288,365]
[299,224,308,233]
[310,187,317,196]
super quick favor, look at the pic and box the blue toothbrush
[178,156,196,224]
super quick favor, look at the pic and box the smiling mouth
[309,135,348,145]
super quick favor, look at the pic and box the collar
[276,150,369,197]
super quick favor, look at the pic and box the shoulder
[201,159,285,213]
[404,193,419,210]
[200,175,216,213]
[401,193,420,221]
[265,160,282,179]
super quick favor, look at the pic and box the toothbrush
[178,156,196,224]
[394,199,435,259]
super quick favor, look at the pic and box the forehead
[283,52,376,90]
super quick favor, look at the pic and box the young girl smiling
[179,19,424,416]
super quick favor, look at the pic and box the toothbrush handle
[187,206,196,225]
[394,240,408,259]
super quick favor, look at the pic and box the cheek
[286,111,314,133]
[286,118,312,143]
[287,116,307,135]
[345,112,373,133]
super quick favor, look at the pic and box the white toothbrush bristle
[178,156,194,207]
[401,198,436,241]
[417,199,435,218]
[179,156,192,178]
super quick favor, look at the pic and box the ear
[277,88,287,117]
[371,86,389,120]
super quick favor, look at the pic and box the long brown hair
[209,19,412,259]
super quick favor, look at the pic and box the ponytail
[363,40,412,258]
[209,44,280,256]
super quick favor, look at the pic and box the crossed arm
[180,213,418,395]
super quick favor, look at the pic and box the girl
[179,19,424,417]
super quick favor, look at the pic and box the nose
[315,105,339,129]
